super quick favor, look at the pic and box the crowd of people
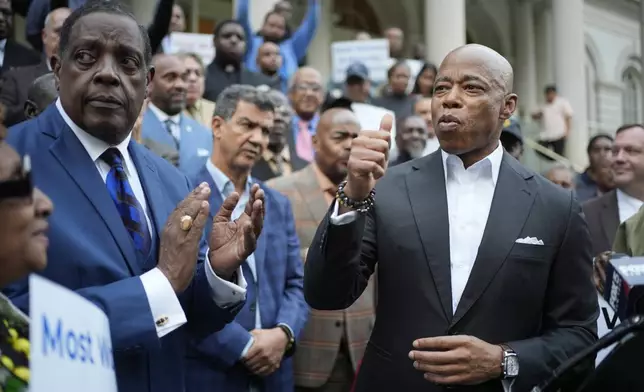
[0,0,643,391]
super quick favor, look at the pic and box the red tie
[296,120,314,162]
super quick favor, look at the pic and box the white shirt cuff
[140,268,187,338]
[204,250,247,307]
[240,336,254,359]
[329,200,358,225]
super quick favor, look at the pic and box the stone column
[424,0,466,65]
[306,0,332,81]
[553,0,588,166]
[233,0,279,32]
[640,0,644,118]
[535,6,554,93]
[514,1,539,118]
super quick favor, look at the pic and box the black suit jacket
[1,40,40,76]
[0,61,49,126]
[582,190,619,256]
[203,62,280,102]
[305,151,598,392]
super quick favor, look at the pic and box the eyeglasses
[0,155,33,201]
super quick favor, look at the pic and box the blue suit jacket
[185,166,309,392]
[141,108,212,177]
[5,104,242,392]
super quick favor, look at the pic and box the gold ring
[180,215,193,231]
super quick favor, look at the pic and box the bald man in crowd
[268,97,376,392]
[0,7,70,125]
[289,67,325,163]
[24,73,58,119]
[141,54,212,174]
[304,44,597,391]
[256,42,287,92]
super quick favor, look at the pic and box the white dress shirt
[55,99,247,338]
[616,189,644,224]
[148,102,182,141]
[0,39,6,68]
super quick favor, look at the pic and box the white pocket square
[197,148,209,157]
[515,236,544,245]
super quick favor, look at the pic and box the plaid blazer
[267,165,376,388]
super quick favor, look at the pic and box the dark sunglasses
[0,155,33,200]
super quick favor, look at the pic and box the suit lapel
[406,152,453,322]
[294,166,329,223]
[451,154,536,326]
[48,117,141,276]
[129,143,171,237]
[600,191,620,246]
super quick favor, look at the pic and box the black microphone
[603,255,644,320]
[529,314,644,392]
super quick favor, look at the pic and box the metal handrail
[523,137,584,173]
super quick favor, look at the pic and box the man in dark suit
[5,2,267,391]
[582,124,644,256]
[186,85,308,392]
[203,20,278,102]
[253,89,307,181]
[0,7,69,125]
[0,0,40,77]
[304,44,598,391]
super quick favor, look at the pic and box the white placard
[596,293,620,366]
[30,275,117,392]
[168,32,215,65]
[352,102,397,152]
[331,39,390,84]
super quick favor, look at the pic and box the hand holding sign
[343,114,393,203]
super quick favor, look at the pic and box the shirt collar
[206,159,253,197]
[0,39,6,52]
[617,188,643,207]
[55,98,132,173]
[148,102,181,125]
[440,141,504,185]
[293,113,320,132]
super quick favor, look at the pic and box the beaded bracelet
[335,180,376,213]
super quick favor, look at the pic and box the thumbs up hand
[343,114,394,202]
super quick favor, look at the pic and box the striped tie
[101,148,151,255]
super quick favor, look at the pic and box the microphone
[603,255,644,320]
[530,314,644,392]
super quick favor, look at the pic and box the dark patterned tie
[101,148,151,255]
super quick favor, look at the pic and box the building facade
[40,0,644,167]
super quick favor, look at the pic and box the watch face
[506,355,519,377]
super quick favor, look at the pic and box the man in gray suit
[304,44,598,392]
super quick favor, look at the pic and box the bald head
[318,108,360,135]
[443,44,514,93]
[43,8,71,59]
[431,43,518,164]
[289,66,322,89]
[25,73,58,119]
[314,107,360,184]
[289,67,324,118]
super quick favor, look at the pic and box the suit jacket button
[335,321,342,327]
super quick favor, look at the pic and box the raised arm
[147,0,175,54]
[290,0,320,61]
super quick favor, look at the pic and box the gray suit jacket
[582,190,619,257]
[305,150,598,392]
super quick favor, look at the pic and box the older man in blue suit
[4,2,268,392]
[186,85,308,392]
[141,53,212,175]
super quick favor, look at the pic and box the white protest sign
[352,102,397,152]
[331,39,390,84]
[30,275,117,392]
[168,32,215,65]
[596,293,620,365]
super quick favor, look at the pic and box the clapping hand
[208,184,265,280]
[409,335,503,385]
[158,183,211,293]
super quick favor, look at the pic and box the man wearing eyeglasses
[288,67,325,164]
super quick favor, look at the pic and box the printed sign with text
[30,275,117,392]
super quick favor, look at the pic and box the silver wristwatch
[501,345,519,379]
